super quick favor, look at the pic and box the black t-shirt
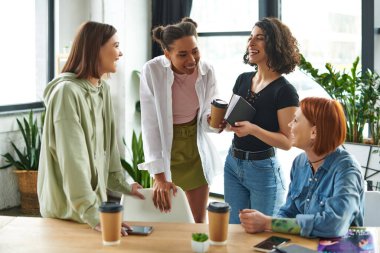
[232,71,299,152]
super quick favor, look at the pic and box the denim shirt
[277,147,364,238]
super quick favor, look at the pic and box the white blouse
[138,55,222,185]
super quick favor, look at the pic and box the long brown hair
[300,97,346,156]
[62,21,117,79]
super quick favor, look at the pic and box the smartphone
[253,236,290,252]
[124,225,153,236]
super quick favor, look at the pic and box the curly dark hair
[152,17,198,52]
[243,17,300,74]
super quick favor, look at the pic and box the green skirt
[171,118,207,191]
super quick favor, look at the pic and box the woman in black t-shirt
[224,17,300,224]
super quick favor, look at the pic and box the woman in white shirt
[138,17,222,223]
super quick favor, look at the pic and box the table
[0,216,320,253]
[0,215,15,229]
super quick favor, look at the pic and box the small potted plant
[0,110,44,214]
[191,233,209,253]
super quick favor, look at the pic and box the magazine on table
[318,227,377,253]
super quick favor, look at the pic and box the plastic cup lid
[211,99,228,108]
[99,201,123,213]
[207,202,231,213]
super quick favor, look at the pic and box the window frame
[0,0,54,114]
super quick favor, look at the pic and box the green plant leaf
[11,143,29,169]
[120,130,150,188]
[192,233,208,242]
[120,158,136,181]
[299,55,380,144]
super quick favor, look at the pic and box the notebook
[224,94,256,126]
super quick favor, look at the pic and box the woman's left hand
[230,121,256,137]
[239,209,271,233]
[130,183,145,199]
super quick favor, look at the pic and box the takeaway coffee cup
[210,99,228,131]
[99,201,123,246]
[207,202,231,245]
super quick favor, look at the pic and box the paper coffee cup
[207,202,231,245]
[210,99,228,131]
[99,202,123,246]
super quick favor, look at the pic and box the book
[318,227,377,253]
[224,94,256,126]
[277,244,318,253]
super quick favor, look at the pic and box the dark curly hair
[243,17,300,74]
[152,17,198,52]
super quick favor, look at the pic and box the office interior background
[0,0,379,209]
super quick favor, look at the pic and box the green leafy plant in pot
[299,55,380,144]
[120,130,152,188]
[191,233,209,253]
[0,110,45,214]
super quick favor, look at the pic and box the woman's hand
[239,209,272,234]
[130,182,145,199]
[207,115,227,133]
[94,222,132,236]
[153,173,177,212]
[230,121,256,137]
[94,224,102,233]
[121,221,132,236]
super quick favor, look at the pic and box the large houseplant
[300,56,380,190]
[299,55,380,144]
[0,110,45,214]
[120,130,152,188]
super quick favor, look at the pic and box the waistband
[231,146,275,161]
[173,118,197,138]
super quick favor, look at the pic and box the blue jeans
[224,148,286,224]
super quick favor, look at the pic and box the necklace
[308,156,326,164]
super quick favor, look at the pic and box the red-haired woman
[239,97,364,238]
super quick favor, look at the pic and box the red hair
[300,97,346,156]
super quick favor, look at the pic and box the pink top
[172,69,199,124]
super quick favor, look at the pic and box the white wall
[55,0,91,56]
[122,0,151,151]
[0,0,151,210]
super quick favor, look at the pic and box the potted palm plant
[0,110,44,214]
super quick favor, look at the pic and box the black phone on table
[253,236,290,252]
[124,225,153,235]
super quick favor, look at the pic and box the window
[191,1,333,196]
[282,0,361,70]
[191,0,258,102]
[191,0,258,195]
[0,0,50,111]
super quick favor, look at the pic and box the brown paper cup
[210,99,228,131]
[207,202,231,245]
[99,202,123,246]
